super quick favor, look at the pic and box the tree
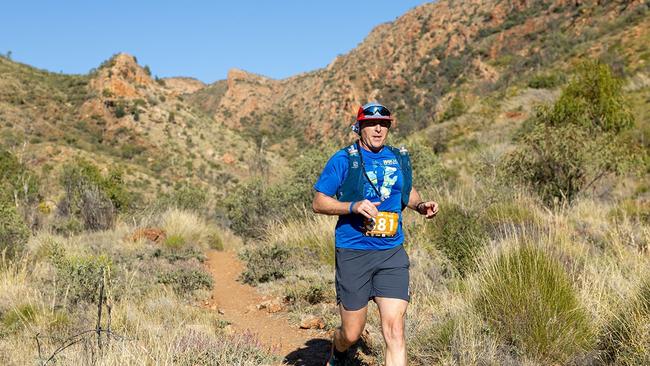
[504,61,638,205]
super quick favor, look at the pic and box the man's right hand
[352,200,381,219]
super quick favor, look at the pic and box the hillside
[188,0,650,153]
[0,53,285,204]
[1,0,650,364]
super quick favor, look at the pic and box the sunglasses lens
[363,106,391,117]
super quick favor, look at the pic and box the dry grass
[0,210,276,365]
[242,175,650,365]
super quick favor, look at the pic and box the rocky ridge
[189,0,650,147]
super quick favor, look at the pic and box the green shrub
[504,61,639,205]
[540,61,633,133]
[207,231,224,251]
[0,202,30,258]
[164,234,186,250]
[423,204,487,276]
[160,183,209,212]
[528,73,564,89]
[599,279,650,365]
[401,138,457,190]
[0,149,40,205]
[239,243,290,285]
[51,217,84,236]
[51,253,112,305]
[114,103,126,118]
[58,159,131,230]
[225,146,335,238]
[224,178,268,238]
[474,245,594,364]
[157,268,213,295]
[284,280,331,305]
[439,95,467,122]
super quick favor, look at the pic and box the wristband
[415,201,425,212]
[349,201,355,214]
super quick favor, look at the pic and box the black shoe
[326,343,347,366]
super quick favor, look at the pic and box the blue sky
[1,1,429,83]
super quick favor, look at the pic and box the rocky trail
[205,250,332,365]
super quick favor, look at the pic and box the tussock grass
[472,243,594,364]
[161,208,213,249]
[265,214,336,266]
[599,278,650,365]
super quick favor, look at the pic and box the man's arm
[312,191,380,219]
[407,187,439,219]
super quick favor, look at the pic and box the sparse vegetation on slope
[1,1,649,364]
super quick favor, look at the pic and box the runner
[312,102,439,366]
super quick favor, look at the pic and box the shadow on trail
[283,338,375,366]
[283,338,330,366]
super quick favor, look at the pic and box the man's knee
[339,324,364,346]
[382,317,405,347]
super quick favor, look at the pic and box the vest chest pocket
[363,211,399,237]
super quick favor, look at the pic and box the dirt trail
[205,250,331,365]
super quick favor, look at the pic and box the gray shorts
[335,245,410,311]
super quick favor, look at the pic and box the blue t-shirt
[314,146,404,250]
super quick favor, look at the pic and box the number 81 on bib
[363,211,399,237]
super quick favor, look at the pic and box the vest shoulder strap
[337,144,363,201]
[386,145,413,210]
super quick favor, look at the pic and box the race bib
[363,211,399,237]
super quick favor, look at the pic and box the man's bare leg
[333,304,368,352]
[374,297,408,366]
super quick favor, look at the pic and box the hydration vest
[336,142,413,211]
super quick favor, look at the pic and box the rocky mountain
[0,53,281,201]
[188,0,649,152]
[1,0,648,201]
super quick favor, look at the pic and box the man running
[312,102,439,366]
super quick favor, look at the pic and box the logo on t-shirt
[365,164,399,201]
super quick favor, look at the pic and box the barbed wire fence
[33,267,130,365]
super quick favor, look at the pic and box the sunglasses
[359,119,391,128]
[362,105,391,117]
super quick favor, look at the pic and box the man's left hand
[417,201,439,219]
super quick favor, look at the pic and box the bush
[528,73,564,89]
[224,179,267,239]
[173,329,277,365]
[504,61,639,205]
[161,208,211,249]
[474,245,594,364]
[402,138,456,190]
[539,61,633,133]
[439,95,467,122]
[0,202,30,258]
[0,149,39,205]
[160,183,208,213]
[207,231,223,251]
[58,159,131,230]
[114,103,126,118]
[599,279,650,365]
[157,268,213,296]
[239,243,290,285]
[285,281,330,305]
[225,146,335,238]
[423,204,487,276]
[50,252,112,305]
